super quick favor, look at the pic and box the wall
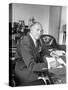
[12,3,50,34]
[59,7,66,44]
[49,6,61,42]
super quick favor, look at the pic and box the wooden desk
[48,56,66,84]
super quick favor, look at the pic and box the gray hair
[29,21,42,29]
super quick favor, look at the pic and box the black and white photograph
[9,3,66,87]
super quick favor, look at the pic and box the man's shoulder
[20,35,30,45]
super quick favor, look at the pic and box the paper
[56,65,63,68]
[57,58,66,66]
[50,50,65,56]
[46,57,56,69]
[45,57,66,69]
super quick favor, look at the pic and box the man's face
[31,23,43,40]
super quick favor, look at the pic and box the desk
[48,55,66,84]
[49,66,66,84]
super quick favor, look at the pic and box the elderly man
[15,22,48,86]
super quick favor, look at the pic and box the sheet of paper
[46,57,56,69]
[50,50,65,56]
[57,58,66,66]
[56,65,63,68]
[45,57,66,69]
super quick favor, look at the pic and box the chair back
[40,34,57,49]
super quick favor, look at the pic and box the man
[15,22,48,85]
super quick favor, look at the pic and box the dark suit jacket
[15,33,48,83]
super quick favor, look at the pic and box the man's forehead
[33,23,42,29]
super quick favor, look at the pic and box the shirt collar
[29,33,37,46]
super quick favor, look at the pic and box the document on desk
[45,57,66,69]
[46,57,56,69]
[50,50,65,56]
[57,58,66,66]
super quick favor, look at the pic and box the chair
[40,34,57,49]
[40,34,66,51]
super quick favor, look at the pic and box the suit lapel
[27,33,38,55]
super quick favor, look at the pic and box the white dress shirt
[29,33,37,47]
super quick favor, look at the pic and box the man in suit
[15,22,48,85]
